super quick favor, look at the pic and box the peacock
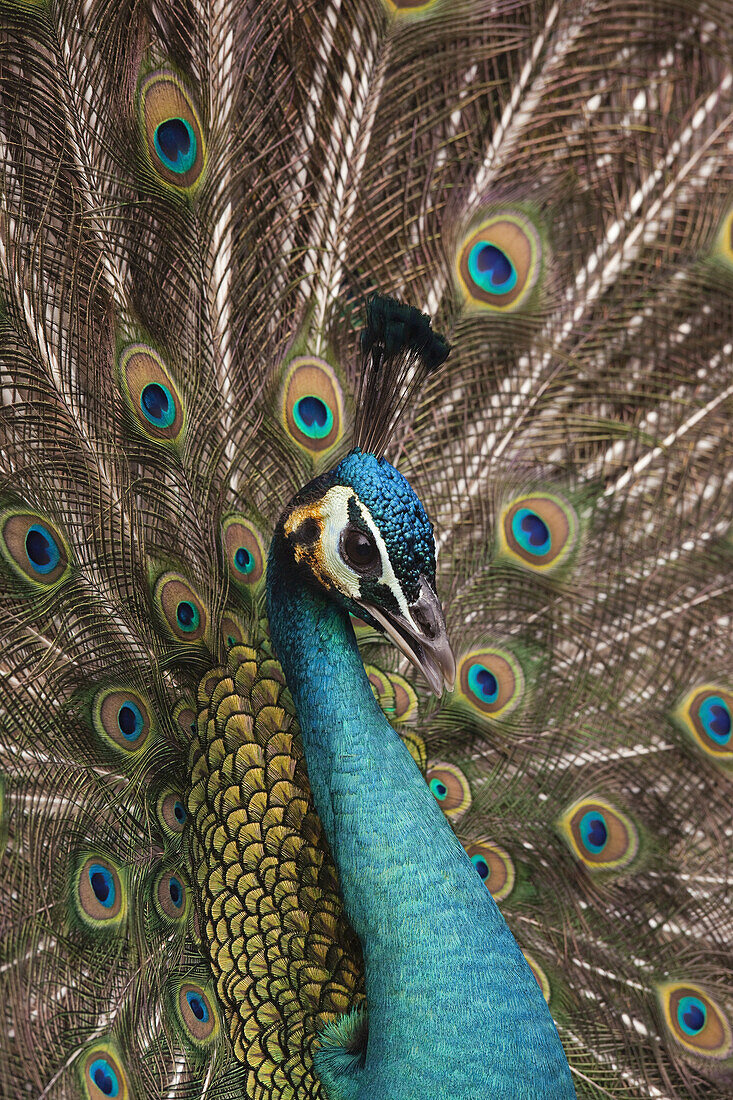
[0,0,731,1097]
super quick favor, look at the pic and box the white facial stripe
[317,485,362,600]
[317,486,412,619]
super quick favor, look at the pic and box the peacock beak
[359,576,456,697]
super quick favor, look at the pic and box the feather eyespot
[673,685,733,764]
[81,1044,128,1100]
[281,357,343,455]
[74,856,126,928]
[173,982,219,1046]
[464,840,515,902]
[0,509,71,587]
[141,382,175,427]
[158,790,188,836]
[89,865,116,907]
[155,869,188,920]
[93,688,154,754]
[658,982,732,1059]
[154,573,208,643]
[558,797,638,871]
[222,516,265,587]
[426,762,471,820]
[457,648,524,718]
[295,395,333,438]
[235,547,254,574]
[118,345,185,443]
[498,493,578,573]
[457,212,543,311]
[522,952,551,1004]
[138,72,206,192]
[390,672,418,722]
[221,613,246,649]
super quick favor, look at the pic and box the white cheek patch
[317,486,362,601]
[317,486,412,619]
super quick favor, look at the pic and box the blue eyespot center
[293,395,333,439]
[430,778,448,801]
[699,696,731,745]
[471,854,490,880]
[89,864,115,907]
[89,1058,119,1097]
[468,242,518,295]
[186,990,209,1022]
[140,382,175,428]
[468,663,499,703]
[513,509,551,555]
[169,876,183,908]
[579,811,608,853]
[154,118,196,174]
[678,995,707,1035]
[176,601,199,631]
[173,800,186,823]
[25,524,61,574]
[117,701,144,742]
[234,546,255,574]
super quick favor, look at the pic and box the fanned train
[0,1,731,1098]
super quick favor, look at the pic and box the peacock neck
[266,537,575,1100]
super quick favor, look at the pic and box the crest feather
[353,295,450,458]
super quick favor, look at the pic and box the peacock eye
[340,527,379,573]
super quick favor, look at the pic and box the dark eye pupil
[344,530,376,568]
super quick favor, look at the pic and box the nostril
[413,606,436,638]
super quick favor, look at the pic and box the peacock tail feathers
[1,0,732,1096]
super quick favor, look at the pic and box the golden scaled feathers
[188,646,364,1097]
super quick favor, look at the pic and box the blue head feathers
[332,449,436,604]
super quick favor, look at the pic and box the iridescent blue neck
[267,536,575,1100]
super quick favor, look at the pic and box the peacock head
[277,447,454,695]
[271,295,455,696]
